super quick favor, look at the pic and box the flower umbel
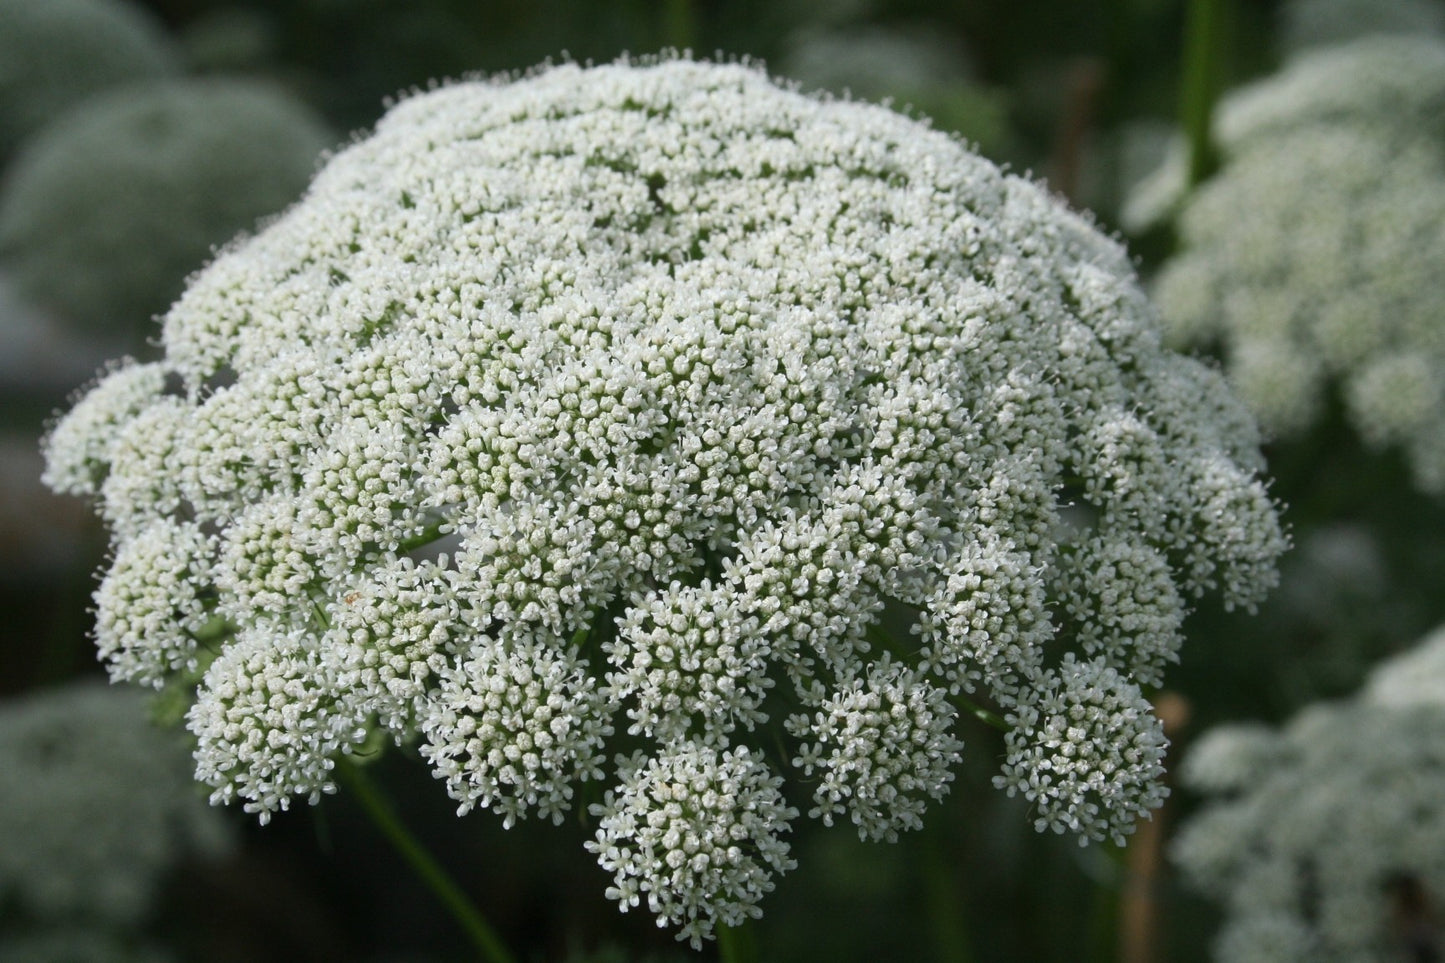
[0,682,231,928]
[1174,624,1445,962]
[42,57,1285,943]
[0,77,331,333]
[1130,36,1445,493]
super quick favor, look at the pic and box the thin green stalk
[1180,0,1228,188]
[866,617,1007,733]
[956,692,1010,733]
[717,921,757,963]
[336,760,516,963]
[662,0,696,52]
[399,517,453,553]
[921,842,975,963]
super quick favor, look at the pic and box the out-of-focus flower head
[0,78,331,336]
[178,7,281,76]
[1364,623,1445,707]
[0,681,232,927]
[1128,37,1445,493]
[41,56,1285,945]
[1125,35,1445,232]
[1280,0,1445,57]
[1175,624,1445,962]
[779,24,1009,156]
[0,0,177,162]
[1213,35,1445,148]
[0,930,172,963]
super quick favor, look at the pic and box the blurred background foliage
[2,0,1443,960]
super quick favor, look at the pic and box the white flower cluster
[586,743,797,948]
[1174,627,1445,961]
[0,681,231,927]
[42,58,1285,942]
[788,656,963,842]
[1130,37,1445,492]
[421,631,612,827]
[996,655,1168,843]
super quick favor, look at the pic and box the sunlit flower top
[0,681,231,928]
[41,57,1285,945]
[1174,624,1445,962]
[1127,37,1445,492]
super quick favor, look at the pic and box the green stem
[717,921,757,963]
[399,517,452,553]
[1180,0,1228,188]
[662,0,696,52]
[191,614,236,646]
[956,692,1010,733]
[921,841,975,963]
[336,760,516,963]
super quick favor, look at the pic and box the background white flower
[1279,0,1445,58]
[0,77,331,334]
[0,0,176,161]
[0,681,231,928]
[1363,623,1445,708]
[1127,37,1445,493]
[1174,625,1445,962]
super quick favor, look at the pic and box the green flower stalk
[42,57,1285,947]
